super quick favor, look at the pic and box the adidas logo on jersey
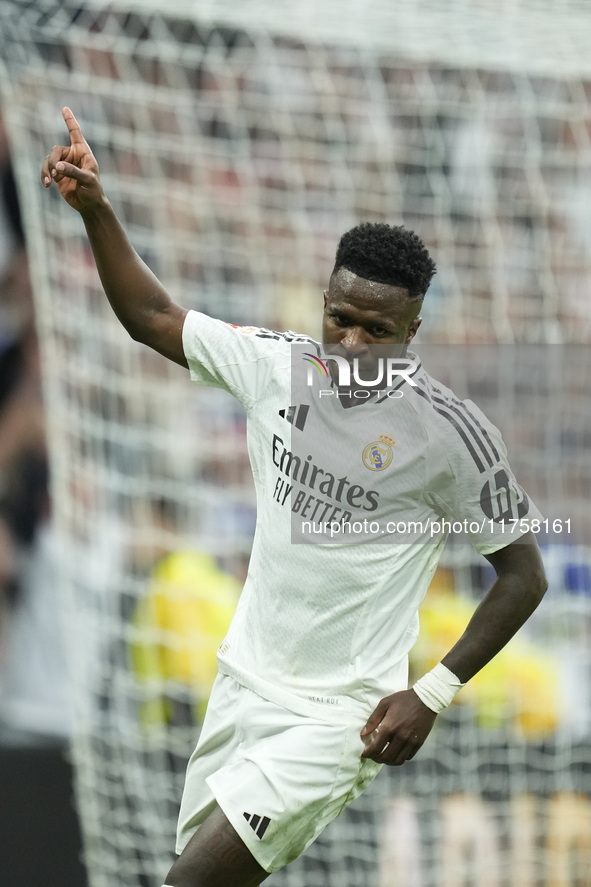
[278,404,309,431]
[243,812,271,839]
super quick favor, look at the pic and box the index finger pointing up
[62,107,86,145]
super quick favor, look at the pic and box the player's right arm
[41,107,188,368]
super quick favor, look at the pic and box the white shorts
[176,673,382,873]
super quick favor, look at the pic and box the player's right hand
[41,107,104,213]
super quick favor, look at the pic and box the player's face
[322,268,422,367]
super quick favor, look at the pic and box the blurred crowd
[0,110,71,745]
[0,111,69,744]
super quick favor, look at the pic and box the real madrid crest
[362,435,396,471]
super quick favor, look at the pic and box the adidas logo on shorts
[243,811,271,839]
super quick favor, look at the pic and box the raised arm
[41,108,188,367]
[361,533,547,765]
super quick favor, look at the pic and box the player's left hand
[360,688,437,766]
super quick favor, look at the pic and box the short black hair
[332,222,436,300]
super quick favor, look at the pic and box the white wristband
[412,662,466,713]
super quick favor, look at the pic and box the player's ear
[405,316,422,343]
[323,290,328,310]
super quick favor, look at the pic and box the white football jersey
[183,310,542,722]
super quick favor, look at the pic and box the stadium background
[1,1,591,885]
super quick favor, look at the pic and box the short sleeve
[425,398,544,555]
[182,310,282,409]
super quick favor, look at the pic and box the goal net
[2,1,591,885]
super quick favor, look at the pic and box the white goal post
[2,2,591,886]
